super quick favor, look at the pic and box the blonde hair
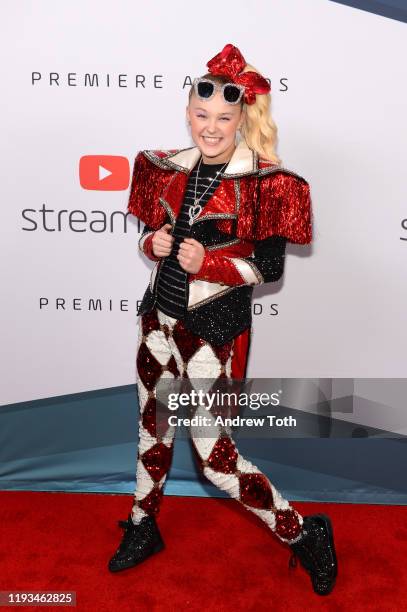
[188,66,281,164]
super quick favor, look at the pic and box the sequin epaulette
[235,170,313,244]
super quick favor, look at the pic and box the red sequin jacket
[127,139,313,344]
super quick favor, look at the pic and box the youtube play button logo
[79,155,130,190]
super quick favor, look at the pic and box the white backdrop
[1,0,406,406]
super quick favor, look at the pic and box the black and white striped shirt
[155,158,226,319]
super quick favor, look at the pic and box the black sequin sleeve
[246,235,287,284]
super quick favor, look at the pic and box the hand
[152,223,174,257]
[177,237,205,273]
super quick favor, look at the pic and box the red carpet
[0,491,406,610]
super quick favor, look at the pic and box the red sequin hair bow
[206,43,271,105]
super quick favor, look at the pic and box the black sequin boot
[108,513,165,572]
[288,514,337,595]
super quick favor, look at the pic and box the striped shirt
[155,158,226,319]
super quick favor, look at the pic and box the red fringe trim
[127,152,169,229]
[232,171,313,243]
[128,152,313,245]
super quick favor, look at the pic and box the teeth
[203,136,221,141]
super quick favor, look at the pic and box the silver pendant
[188,202,202,226]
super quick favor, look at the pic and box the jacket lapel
[154,139,258,225]
[192,178,237,223]
[158,172,189,225]
[165,138,258,177]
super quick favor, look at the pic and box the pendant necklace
[188,156,228,226]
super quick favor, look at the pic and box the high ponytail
[238,62,281,164]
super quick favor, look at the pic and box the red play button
[79,155,130,190]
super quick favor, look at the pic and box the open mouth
[202,136,222,145]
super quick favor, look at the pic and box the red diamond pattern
[172,320,206,363]
[212,341,233,365]
[207,437,238,473]
[141,442,174,482]
[136,342,163,390]
[142,397,172,439]
[239,473,274,509]
[133,308,302,541]
[141,310,161,336]
[138,487,164,516]
[274,509,302,540]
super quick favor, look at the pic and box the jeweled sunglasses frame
[192,77,245,105]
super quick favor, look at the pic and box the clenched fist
[152,223,174,257]
[177,237,205,274]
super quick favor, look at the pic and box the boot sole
[314,514,338,577]
[309,514,338,595]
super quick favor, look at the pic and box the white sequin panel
[162,427,176,446]
[228,257,260,285]
[137,423,159,454]
[145,330,171,365]
[167,338,183,368]
[134,467,167,500]
[236,455,262,474]
[157,310,178,327]
[270,485,292,511]
[137,382,149,412]
[189,404,223,459]
[203,466,240,498]
[187,344,221,379]
[134,462,154,498]
[248,507,277,529]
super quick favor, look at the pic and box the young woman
[108,43,338,596]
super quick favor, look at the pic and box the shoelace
[116,517,144,552]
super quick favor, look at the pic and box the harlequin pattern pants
[131,307,304,544]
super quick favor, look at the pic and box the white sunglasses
[192,77,245,105]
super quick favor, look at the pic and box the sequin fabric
[206,43,271,105]
[131,307,304,544]
[127,151,182,229]
[188,235,286,285]
[108,513,165,572]
[131,149,310,344]
[181,285,254,345]
[155,159,226,319]
[127,151,313,243]
[289,514,338,595]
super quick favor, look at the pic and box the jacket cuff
[139,232,160,262]
[189,251,246,286]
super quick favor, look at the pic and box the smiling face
[186,85,244,164]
